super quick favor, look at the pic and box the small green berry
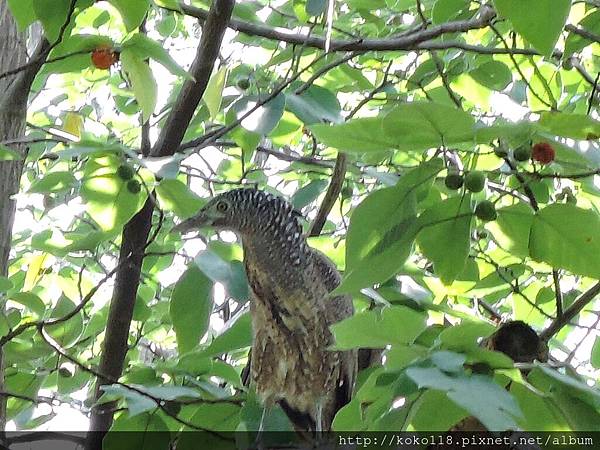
[475,200,497,221]
[513,146,531,162]
[117,164,135,180]
[464,171,486,193]
[127,179,141,194]
[444,173,464,190]
[562,58,574,71]
[236,78,250,90]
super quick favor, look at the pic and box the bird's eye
[216,201,229,213]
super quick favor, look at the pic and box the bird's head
[172,193,237,234]
[172,188,301,236]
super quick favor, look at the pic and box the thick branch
[540,281,600,342]
[565,23,600,45]
[152,0,235,157]
[86,1,235,446]
[172,3,495,52]
[309,153,347,236]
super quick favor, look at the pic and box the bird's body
[174,188,356,432]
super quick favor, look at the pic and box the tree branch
[540,281,600,342]
[309,62,393,237]
[565,23,600,44]
[309,153,347,236]
[86,1,235,446]
[167,3,495,52]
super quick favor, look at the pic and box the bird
[173,188,357,432]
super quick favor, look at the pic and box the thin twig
[587,72,600,115]
[553,269,563,319]
[37,324,235,438]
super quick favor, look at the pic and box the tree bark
[0,3,33,431]
[86,1,235,448]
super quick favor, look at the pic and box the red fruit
[91,46,119,70]
[531,142,555,164]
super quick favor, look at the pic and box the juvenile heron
[173,188,357,432]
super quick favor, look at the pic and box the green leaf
[9,292,46,317]
[0,315,9,338]
[80,156,151,232]
[410,389,468,431]
[230,94,285,135]
[417,196,473,285]
[348,0,386,8]
[438,320,496,350]
[102,384,202,416]
[493,0,571,56]
[592,336,600,369]
[474,120,537,146]
[310,118,396,153]
[550,391,600,431]
[565,11,600,58]
[170,264,213,354]
[104,413,170,449]
[533,364,600,410]
[63,230,115,253]
[285,85,342,125]
[6,371,44,419]
[33,0,70,42]
[170,353,213,376]
[406,367,522,430]
[529,204,600,278]
[0,277,14,293]
[107,0,150,31]
[511,382,569,430]
[331,305,427,349]
[432,0,468,24]
[469,60,513,91]
[407,59,438,90]
[155,179,204,219]
[539,112,600,140]
[336,159,443,292]
[430,350,467,373]
[382,102,476,151]
[0,145,21,161]
[202,312,252,357]
[203,66,228,119]
[57,367,89,395]
[7,0,36,30]
[45,296,84,347]
[487,203,534,258]
[291,179,328,209]
[194,250,249,302]
[28,171,76,194]
[332,398,364,431]
[120,48,157,124]
[305,0,326,16]
[121,34,190,79]
[180,402,241,432]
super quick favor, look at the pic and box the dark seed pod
[475,200,497,221]
[127,179,141,194]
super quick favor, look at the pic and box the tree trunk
[0,2,30,431]
[86,1,235,448]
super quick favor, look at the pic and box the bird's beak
[171,211,209,235]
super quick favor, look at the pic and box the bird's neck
[240,227,312,288]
